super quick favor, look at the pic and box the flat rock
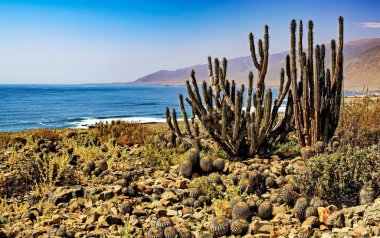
[363,204,380,226]
[49,186,84,205]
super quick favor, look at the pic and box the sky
[0,0,379,84]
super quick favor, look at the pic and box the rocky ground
[0,125,379,238]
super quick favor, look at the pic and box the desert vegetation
[0,17,379,238]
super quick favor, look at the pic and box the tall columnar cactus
[289,17,344,147]
[165,25,293,157]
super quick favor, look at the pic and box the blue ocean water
[0,84,361,132]
[0,84,189,132]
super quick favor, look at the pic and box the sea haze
[0,84,360,132]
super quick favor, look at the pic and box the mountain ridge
[127,38,380,90]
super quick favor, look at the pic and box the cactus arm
[289,20,305,147]
[179,94,192,135]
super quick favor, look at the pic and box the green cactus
[209,216,230,237]
[294,197,309,222]
[232,201,251,220]
[177,227,192,238]
[147,227,164,238]
[290,17,344,147]
[230,219,249,235]
[163,227,178,238]
[166,24,292,157]
[258,201,273,219]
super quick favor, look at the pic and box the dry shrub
[337,95,380,148]
[0,152,80,197]
[0,133,12,149]
[296,144,380,207]
[31,129,62,142]
[90,121,155,146]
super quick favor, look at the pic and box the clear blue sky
[0,0,379,84]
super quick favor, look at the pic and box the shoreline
[0,95,378,133]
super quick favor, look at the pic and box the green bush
[296,144,380,207]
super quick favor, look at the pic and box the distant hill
[129,38,380,91]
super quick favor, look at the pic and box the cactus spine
[289,17,344,147]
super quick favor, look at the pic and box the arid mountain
[129,38,380,90]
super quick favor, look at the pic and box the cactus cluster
[83,159,108,177]
[179,149,226,178]
[166,24,292,157]
[165,17,345,157]
[289,17,344,148]
[148,217,192,238]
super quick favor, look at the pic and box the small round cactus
[84,161,95,174]
[97,159,108,172]
[265,177,276,188]
[298,225,313,238]
[179,162,193,178]
[189,188,201,199]
[230,195,246,207]
[282,183,298,205]
[200,157,213,173]
[230,218,249,235]
[147,227,164,238]
[305,206,318,218]
[294,197,309,222]
[209,173,223,185]
[117,178,128,187]
[232,202,251,220]
[312,198,327,208]
[119,200,133,215]
[182,197,196,207]
[313,141,325,153]
[309,196,320,207]
[163,227,178,238]
[177,226,192,238]
[156,217,173,229]
[247,197,257,211]
[197,195,207,205]
[213,159,225,172]
[239,178,254,194]
[359,186,375,205]
[193,200,202,208]
[301,146,315,160]
[209,216,230,237]
[249,170,261,181]
[188,149,200,166]
[93,167,102,177]
[258,201,273,219]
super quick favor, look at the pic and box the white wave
[65,117,167,129]
[66,105,286,129]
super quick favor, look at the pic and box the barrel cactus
[209,216,230,237]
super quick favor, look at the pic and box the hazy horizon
[0,0,380,84]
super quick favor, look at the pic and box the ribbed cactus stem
[179,94,191,135]
[314,45,321,143]
[308,20,314,117]
[246,72,253,114]
[290,19,304,147]
[331,40,336,75]
[249,32,260,69]
[222,104,227,140]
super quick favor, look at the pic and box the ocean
[0,84,360,132]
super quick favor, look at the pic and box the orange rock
[319,224,329,231]
[116,195,130,200]
[318,207,330,224]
